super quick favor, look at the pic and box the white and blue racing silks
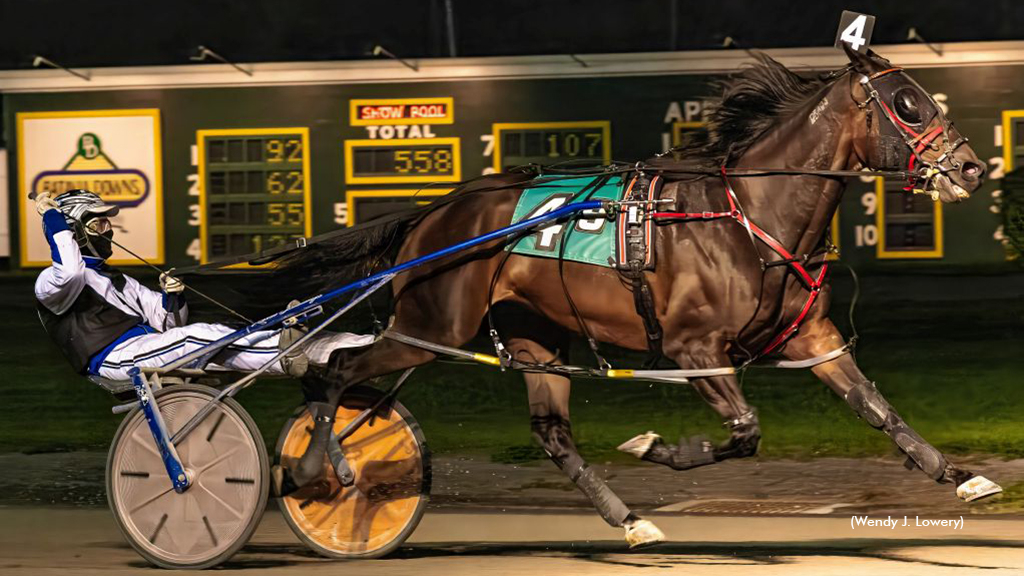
[34,208,188,329]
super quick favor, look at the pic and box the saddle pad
[509,176,622,267]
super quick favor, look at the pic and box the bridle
[853,66,970,198]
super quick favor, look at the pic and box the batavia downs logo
[31,133,150,207]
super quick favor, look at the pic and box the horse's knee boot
[293,401,336,486]
[531,415,631,527]
[845,381,947,481]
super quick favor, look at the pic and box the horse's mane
[649,53,829,171]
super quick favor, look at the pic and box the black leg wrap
[845,381,948,481]
[532,415,631,527]
[644,435,717,470]
[574,465,632,527]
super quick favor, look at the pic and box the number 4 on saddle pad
[509,176,624,267]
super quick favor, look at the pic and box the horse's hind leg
[620,342,760,470]
[509,335,664,548]
[274,338,435,496]
[783,317,1002,502]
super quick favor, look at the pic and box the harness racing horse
[274,46,994,547]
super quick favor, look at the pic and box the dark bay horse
[276,47,993,546]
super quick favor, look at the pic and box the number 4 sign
[834,10,876,53]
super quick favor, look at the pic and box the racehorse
[274,46,992,546]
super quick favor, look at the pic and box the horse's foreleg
[620,345,760,470]
[784,317,1002,502]
[511,337,663,548]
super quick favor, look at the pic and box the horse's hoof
[624,519,665,549]
[617,431,661,459]
[956,475,1002,502]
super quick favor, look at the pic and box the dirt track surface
[3,451,1024,516]
[4,452,1024,574]
[2,507,1023,575]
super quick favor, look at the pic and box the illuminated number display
[344,138,462,184]
[197,128,312,263]
[492,121,611,172]
[875,178,943,259]
[345,189,451,226]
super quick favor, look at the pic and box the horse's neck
[731,83,855,256]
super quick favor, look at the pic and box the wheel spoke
[194,482,245,520]
[341,421,404,453]
[129,485,175,515]
[192,444,245,476]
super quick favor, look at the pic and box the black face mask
[91,230,114,260]
[77,227,114,260]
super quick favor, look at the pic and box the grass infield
[2,271,1022,465]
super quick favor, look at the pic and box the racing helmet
[53,189,119,259]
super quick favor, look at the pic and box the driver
[34,189,373,380]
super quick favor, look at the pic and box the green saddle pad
[509,176,622,267]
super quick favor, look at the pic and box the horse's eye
[892,87,922,125]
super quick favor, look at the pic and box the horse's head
[844,45,986,203]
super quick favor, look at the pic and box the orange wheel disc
[275,386,430,558]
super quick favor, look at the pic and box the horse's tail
[267,170,537,300]
[267,211,413,300]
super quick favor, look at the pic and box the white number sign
[834,11,876,54]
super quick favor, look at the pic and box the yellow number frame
[492,121,612,172]
[344,138,462,184]
[345,189,453,226]
[874,178,944,259]
[1002,110,1024,171]
[671,121,706,148]
[196,127,313,266]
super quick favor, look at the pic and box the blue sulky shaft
[164,199,605,371]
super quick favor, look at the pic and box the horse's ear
[866,48,893,67]
[843,42,881,74]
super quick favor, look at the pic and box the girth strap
[615,173,665,368]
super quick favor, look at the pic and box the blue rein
[165,199,606,371]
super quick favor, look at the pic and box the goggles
[84,217,113,236]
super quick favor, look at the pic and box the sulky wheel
[275,385,430,559]
[106,383,269,569]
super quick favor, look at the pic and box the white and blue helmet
[53,189,119,259]
[53,189,119,227]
